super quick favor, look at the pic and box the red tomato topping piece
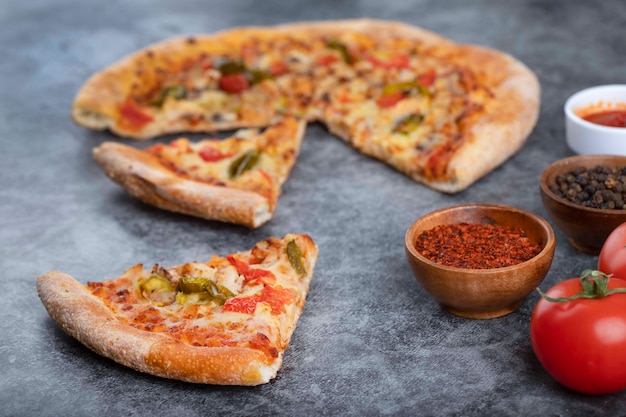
[365,52,410,69]
[418,69,437,87]
[316,54,339,66]
[259,285,295,315]
[244,269,276,286]
[199,146,231,162]
[223,296,258,314]
[227,254,249,275]
[219,73,249,94]
[119,99,153,128]
[227,255,276,285]
[223,286,293,315]
[376,91,405,108]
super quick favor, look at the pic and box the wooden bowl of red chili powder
[405,204,556,319]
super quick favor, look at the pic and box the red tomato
[258,285,294,314]
[226,255,275,285]
[376,91,405,108]
[119,99,153,128]
[365,52,410,69]
[222,286,293,315]
[417,69,437,87]
[530,273,626,394]
[316,54,339,66]
[598,222,626,279]
[243,268,276,286]
[219,73,249,94]
[223,296,258,314]
[198,146,230,162]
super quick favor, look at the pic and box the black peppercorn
[575,175,589,186]
[551,164,626,210]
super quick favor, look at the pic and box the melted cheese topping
[145,118,301,209]
[122,31,490,181]
[87,234,317,359]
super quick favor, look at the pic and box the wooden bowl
[539,154,626,254]
[404,204,555,319]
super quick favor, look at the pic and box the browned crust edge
[424,44,540,193]
[92,142,272,228]
[36,271,280,385]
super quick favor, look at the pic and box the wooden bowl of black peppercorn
[539,154,626,254]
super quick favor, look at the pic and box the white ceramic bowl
[564,85,626,155]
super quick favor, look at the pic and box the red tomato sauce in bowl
[582,109,626,128]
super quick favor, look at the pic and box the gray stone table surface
[2,0,625,415]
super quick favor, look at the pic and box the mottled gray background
[2,0,625,416]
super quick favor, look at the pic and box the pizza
[73,19,540,194]
[93,116,304,228]
[37,233,318,385]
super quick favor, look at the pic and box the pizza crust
[37,271,280,385]
[93,142,272,228]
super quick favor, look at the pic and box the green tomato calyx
[536,270,626,302]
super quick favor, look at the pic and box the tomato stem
[536,270,626,302]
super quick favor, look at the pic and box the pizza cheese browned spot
[37,234,318,385]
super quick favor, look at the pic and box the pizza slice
[37,233,318,386]
[310,35,539,193]
[93,116,305,228]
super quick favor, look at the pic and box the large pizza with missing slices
[73,19,539,207]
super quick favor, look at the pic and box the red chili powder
[415,223,542,269]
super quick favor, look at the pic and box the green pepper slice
[382,81,431,98]
[176,279,235,306]
[327,39,353,64]
[287,239,307,276]
[139,274,176,306]
[216,58,271,86]
[205,281,235,306]
[141,274,175,293]
[229,149,261,178]
[150,85,188,107]
[217,60,247,75]
[248,68,272,85]
[393,114,424,135]
[178,276,210,294]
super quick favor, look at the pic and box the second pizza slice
[93,116,305,228]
